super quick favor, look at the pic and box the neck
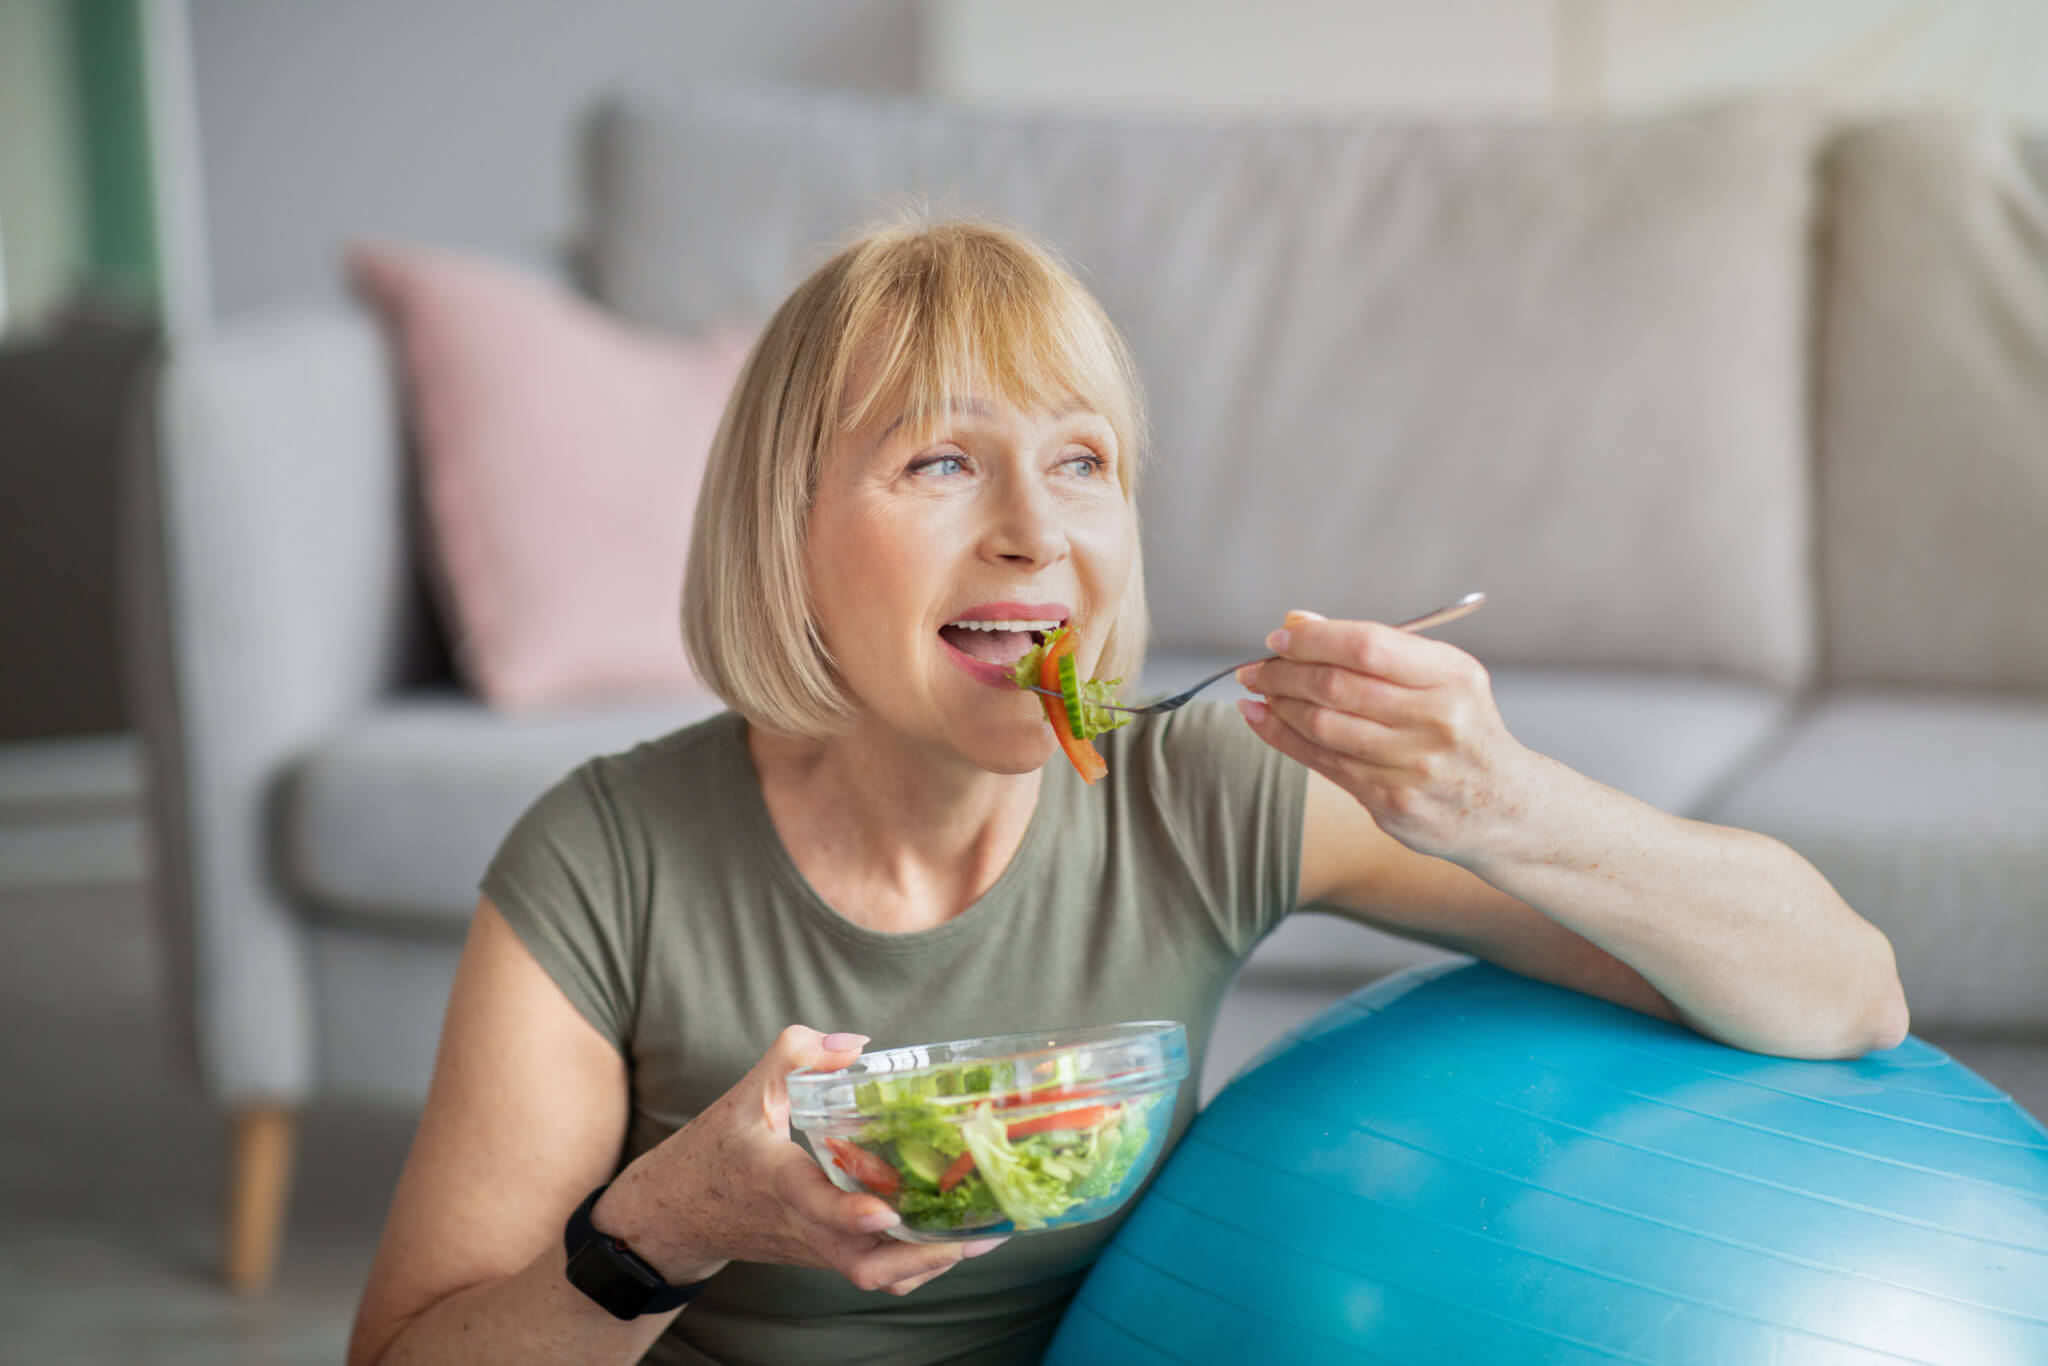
[747,717,1043,933]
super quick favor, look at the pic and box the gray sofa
[126,88,2048,1288]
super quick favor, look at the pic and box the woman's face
[805,385,1134,773]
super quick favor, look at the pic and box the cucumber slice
[895,1137,949,1188]
[1057,651,1087,736]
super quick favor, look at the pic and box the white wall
[1599,0,2048,117]
[185,0,920,319]
[924,0,2048,121]
[925,0,1559,116]
[171,0,2048,323]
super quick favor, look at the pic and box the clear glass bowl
[787,1021,1189,1244]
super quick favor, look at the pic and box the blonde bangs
[684,217,1152,738]
[832,226,1143,477]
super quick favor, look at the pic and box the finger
[876,1235,1003,1296]
[1261,693,1406,767]
[1239,657,1430,725]
[754,1025,870,1081]
[752,1025,869,1124]
[1266,612,1456,689]
[839,1239,971,1295]
[776,1147,901,1236]
[1239,696,1399,787]
[881,1262,957,1297]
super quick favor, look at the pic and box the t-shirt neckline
[718,713,1065,956]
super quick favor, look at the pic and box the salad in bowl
[786,1021,1188,1243]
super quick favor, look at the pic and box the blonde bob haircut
[683,217,1150,740]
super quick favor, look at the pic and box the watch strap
[563,1181,710,1318]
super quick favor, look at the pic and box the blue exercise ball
[1048,959,2048,1365]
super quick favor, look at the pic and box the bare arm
[1297,770,1691,1027]
[1245,611,1909,1061]
[350,899,1003,1366]
[347,899,677,1365]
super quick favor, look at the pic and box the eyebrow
[870,397,1089,454]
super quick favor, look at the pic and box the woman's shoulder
[507,708,748,851]
[585,707,747,789]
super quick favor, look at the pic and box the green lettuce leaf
[855,1065,996,1112]
[857,1105,967,1163]
[1070,1108,1150,1202]
[1009,626,1132,741]
[1070,675,1132,741]
[957,1103,1084,1229]
[1008,636,1049,691]
[897,1176,1002,1230]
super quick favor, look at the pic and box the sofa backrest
[580,87,1823,689]
[1817,115,2048,693]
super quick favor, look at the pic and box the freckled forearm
[1468,750,1908,1059]
[353,1244,677,1366]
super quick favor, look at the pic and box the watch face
[567,1238,662,1320]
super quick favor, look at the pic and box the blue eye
[912,454,968,477]
[1065,452,1107,477]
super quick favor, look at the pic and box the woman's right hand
[591,1026,1007,1297]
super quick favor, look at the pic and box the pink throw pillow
[348,242,752,710]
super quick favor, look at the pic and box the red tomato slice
[1006,1103,1120,1140]
[939,1150,976,1193]
[1039,631,1108,784]
[823,1137,900,1195]
[995,1085,1107,1109]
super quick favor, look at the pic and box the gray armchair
[125,306,717,1286]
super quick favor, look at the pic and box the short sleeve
[480,762,641,1049]
[1113,700,1310,958]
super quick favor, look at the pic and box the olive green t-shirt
[482,702,1308,1366]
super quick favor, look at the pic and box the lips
[938,600,1072,686]
[937,600,1071,666]
[941,601,1072,629]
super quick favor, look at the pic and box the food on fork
[1009,627,1131,784]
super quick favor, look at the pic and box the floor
[0,738,412,1365]
[2,735,2044,1365]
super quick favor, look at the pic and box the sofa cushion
[583,87,1822,689]
[1818,117,2048,691]
[1702,692,2048,1030]
[282,692,726,925]
[1143,653,1796,983]
[286,659,1789,941]
[347,242,753,711]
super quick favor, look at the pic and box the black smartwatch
[563,1181,713,1319]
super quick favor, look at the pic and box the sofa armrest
[123,302,430,1104]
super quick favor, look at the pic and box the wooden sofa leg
[223,1103,297,1291]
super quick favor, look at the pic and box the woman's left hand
[1236,609,1536,866]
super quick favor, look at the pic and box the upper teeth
[946,619,1063,632]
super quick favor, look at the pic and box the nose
[982,472,1069,570]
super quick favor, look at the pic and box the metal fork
[1028,591,1487,716]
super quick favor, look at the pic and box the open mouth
[937,617,1064,668]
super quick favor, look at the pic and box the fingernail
[824,1032,870,1053]
[1266,628,1290,653]
[1285,609,1326,624]
[1237,697,1269,724]
[859,1210,901,1232]
[1234,665,1258,689]
[963,1237,1006,1257]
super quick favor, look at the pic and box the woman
[348,221,1908,1366]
